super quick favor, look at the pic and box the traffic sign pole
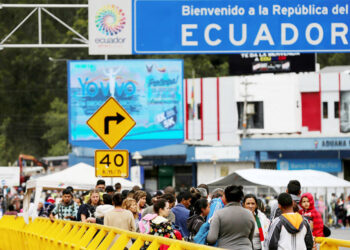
[86,97,136,178]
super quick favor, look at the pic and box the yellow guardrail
[316,237,350,250]
[0,215,219,250]
[1,215,350,250]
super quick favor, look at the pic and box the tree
[317,53,350,69]
[42,98,69,156]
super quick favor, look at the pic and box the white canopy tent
[207,169,350,198]
[26,162,140,191]
[22,162,141,221]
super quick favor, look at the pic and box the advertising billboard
[68,59,184,151]
[229,53,315,75]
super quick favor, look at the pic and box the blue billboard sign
[277,159,342,173]
[134,0,350,53]
[68,59,184,151]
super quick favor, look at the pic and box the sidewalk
[330,228,350,250]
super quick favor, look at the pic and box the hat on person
[47,197,55,204]
[197,188,208,198]
[153,190,163,198]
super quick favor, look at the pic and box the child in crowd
[299,193,324,237]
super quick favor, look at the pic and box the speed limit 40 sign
[95,150,129,177]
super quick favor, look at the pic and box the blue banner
[68,59,184,148]
[134,0,350,53]
[277,159,342,172]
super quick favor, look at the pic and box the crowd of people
[1,179,350,249]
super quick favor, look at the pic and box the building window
[335,101,339,118]
[197,103,202,119]
[237,101,264,129]
[323,102,328,119]
[187,103,201,120]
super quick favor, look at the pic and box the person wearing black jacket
[77,189,103,223]
[187,198,210,241]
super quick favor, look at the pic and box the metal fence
[0,215,349,250]
[0,215,218,250]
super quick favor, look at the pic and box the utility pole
[241,80,254,138]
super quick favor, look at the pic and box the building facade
[185,69,350,184]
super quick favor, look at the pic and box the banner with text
[68,60,184,147]
[135,0,350,53]
[277,159,342,173]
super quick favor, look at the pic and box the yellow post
[129,237,144,250]
[147,239,161,250]
[110,233,130,250]
[96,231,116,250]
[319,241,339,250]
[77,226,98,248]
[316,237,350,250]
[86,229,107,250]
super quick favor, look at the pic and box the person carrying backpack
[187,198,210,241]
[38,198,55,218]
[77,189,103,223]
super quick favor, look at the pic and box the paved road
[329,228,350,250]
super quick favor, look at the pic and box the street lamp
[132,151,143,165]
[131,152,143,187]
[211,154,217,180]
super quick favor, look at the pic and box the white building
[185,68,350,184]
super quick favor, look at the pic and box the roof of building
[137,144,187,157]
[320,65,350,73]
[208,169,350,190]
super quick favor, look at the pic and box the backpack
[40,203,54,217]
[193,222,210,245]
[138,214,157,234]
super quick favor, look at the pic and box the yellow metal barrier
[0,215,219,250]
[1,216,350,250]
[316,237,350,250]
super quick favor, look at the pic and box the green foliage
[42,98,68,155]
[317,53,350,68]
[47,140,70,156]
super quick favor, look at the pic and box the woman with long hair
[134,190,147,220]
[95,194,114,223]
[243,194,270,250]
[187,198,210,240]
[122,198,139,230]
[77,189,103,223]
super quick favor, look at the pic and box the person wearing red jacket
[299,192,324,237]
